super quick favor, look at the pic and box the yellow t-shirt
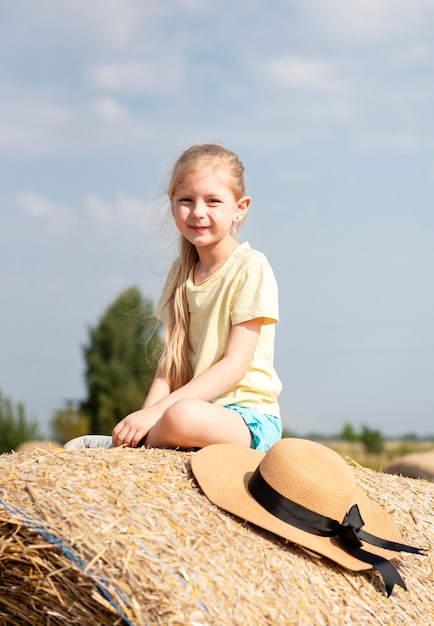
[157,242,281,417]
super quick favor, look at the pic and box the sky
[1,0,433,438]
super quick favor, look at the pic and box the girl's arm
[164,317,262,403]
[112,318,262,446]
[142,372,170,408]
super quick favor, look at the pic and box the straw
[0,445,432,625]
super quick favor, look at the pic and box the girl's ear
[235,195,251,221]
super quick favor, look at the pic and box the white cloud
[392,44,432,64]
[261,55,356,123]
[13,192,79,240]
[15,192,71,219]
[84,194,112,221]
[0,90,76,157]
[61,0,165,47]
[90,97,130,121]
[88,57,185,96]
[266,56,349,93]
[61,0,208,48]
[12,190,154,240]
[84,193,149,228]
[0,85,155,157]
[302,0,434,42]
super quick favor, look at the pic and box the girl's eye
[208,198,221,204]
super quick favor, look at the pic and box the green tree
[341,422,359,442]
[0,390,40,453]
[50,402,91,445]
[80,286,163,434]
[360,425,384,455]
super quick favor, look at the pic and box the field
[321,438,434,471]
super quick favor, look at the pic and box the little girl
[65,144,282,453]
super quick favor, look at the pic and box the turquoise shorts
[225,404,282,453]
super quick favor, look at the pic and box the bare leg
[144,398,251,449]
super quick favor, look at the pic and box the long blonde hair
[158,143,247,391]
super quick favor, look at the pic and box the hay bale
[16,440,62,453]
[0,446,432,625]
[383,450,434,481]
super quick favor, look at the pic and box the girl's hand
[112,407,161,448]
[112,319,262,448]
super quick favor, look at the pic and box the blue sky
[1,0,433,438]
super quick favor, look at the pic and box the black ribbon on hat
[248,468,425,596]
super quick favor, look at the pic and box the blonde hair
[158,143,247,391]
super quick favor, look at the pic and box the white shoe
[63,435,113,449]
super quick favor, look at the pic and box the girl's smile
[188,225,210,232]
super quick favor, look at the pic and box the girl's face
[171,171,250,254]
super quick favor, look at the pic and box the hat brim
[191,444,404,572]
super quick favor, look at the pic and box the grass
[320,438,434,471]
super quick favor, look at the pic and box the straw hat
[191,438,424,595]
